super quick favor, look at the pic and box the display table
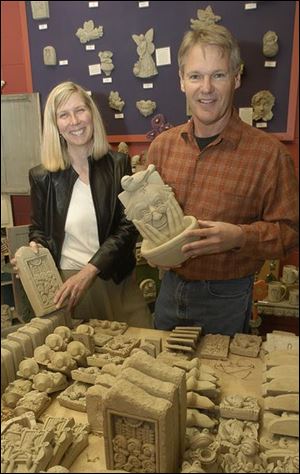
[39,327,264,473]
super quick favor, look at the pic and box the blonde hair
[178,25,242,75]
[41,81,110,171]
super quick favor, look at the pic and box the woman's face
[56,92,94,150]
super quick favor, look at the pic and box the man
[146,25,298,335]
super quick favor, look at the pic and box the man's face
[180,44,240,136]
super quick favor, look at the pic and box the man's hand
[182,220,245,258]
[54,263,99,311]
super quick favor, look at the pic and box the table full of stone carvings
[1,323,298,473]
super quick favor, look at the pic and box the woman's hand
[54,263,99,311]
[10,241,43,277]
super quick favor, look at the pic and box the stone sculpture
[75,20,103,44]
[1,304,12,328]
[43,46,57,66]
[108,91,125,112]
[263,31,279,57]
[136,100,157,117]
[14,246,64,317]
[139,278,157,302]
[98,50,115,76]
[190,5,221,30]
[132,28,158,79]
[30,1,49,20]
[118,164,199,267]
[251,90,275,122]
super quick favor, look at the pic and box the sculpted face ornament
[118,164,199,267]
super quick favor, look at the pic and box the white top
[60,178,99,270]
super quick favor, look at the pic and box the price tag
[89,2,99,7]
[38,24,48,30]
[139,1,149,7]
[103,77,112,83]
[115,113,124,119]
[264,61,277,68]
[244,3,257,10]
[143,83,153,89]
[59,60,69,66]
[86,45,95,51]
[256,122,267,128]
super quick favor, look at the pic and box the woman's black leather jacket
[29,151,138,284]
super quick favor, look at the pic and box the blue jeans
[154,271,254,336]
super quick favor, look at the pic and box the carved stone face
[128,186,169,230]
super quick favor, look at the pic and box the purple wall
[25,1,296,135]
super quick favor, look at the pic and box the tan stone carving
[264,411,299,438]
[14,389,51,418]
[43,46,57,66]
[108,91,125,112]
[190,5,221,30]
[15,246,64,317]
[57,381,89,412]
[45,333,67,352]
[118,165,199,267]
[98,50,114,76]
[75,20,103,44]
[54,326,73,343]
[88,319,128,336]
[71,366,102,384]
[263,31,279,58]
[217,418,259,453]
[132,28,158,79]
[198,334,230,360]
[264,394,299,413]
[17,357,39,379]
[101,335,140,358]
[262,376,299,396]
[2,379,33,408]
[251,90,275,122]
[136,100,157,117]
[219,395,260,421]
[30,1,49,19]
[229,333,262,357]
[32,370,68,393]
[86,384,109,433]
[47,350,77,376]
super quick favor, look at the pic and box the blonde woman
[27,81,152,327]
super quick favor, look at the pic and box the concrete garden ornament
[118,165,199,267]
[132,28,158,78]
[136,100,157,117]
[76,20,103,44]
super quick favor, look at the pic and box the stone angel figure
[132,28,158,79]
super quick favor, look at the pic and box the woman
[26,81,153,327]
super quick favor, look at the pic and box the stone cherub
[132,28,158,79]
[118,164,198,267]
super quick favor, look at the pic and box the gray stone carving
[132,28,158,79]
[139,278,156,303]
[190,5,221,30]
[15,246,64,317]
[75,20,103,44]
[251,90,275,122]
[30,1,49,20]
[43,46,57,66]
[98,50,115,76]
[108,91,125,112]
[263,31,279,58]
[136,99,157,117]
